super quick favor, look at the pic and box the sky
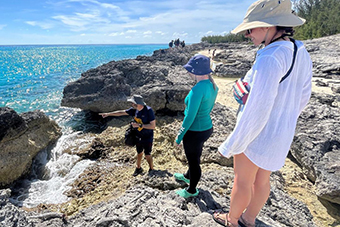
[0,0,255,45]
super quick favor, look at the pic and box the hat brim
[127,98,145,105]
[127,98,136,104]
[231,15,306,34]
[183,64,194,73]
[183,64,213,76]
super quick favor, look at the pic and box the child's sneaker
[173,173,190,184]
[175,188,199,198]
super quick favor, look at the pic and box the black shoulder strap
[279,38,298,83]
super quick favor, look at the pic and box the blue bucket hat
[183,54,213,76]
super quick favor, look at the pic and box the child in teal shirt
[174,54,218,198]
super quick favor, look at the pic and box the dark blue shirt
[125,105,155,143]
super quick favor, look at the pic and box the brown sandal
[238,214,256,227]
[212,211,238,227]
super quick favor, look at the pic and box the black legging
[182,128,213,194]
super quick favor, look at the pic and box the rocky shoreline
[1,34,339,227]
[0,107,62,187]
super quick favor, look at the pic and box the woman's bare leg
[228,153,259,225]
[242,168,271,225]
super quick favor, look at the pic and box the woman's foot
[212,211,238,227]
[238,213,256,227]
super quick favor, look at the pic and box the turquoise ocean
[1,44,167,120]
[0,44,167,207]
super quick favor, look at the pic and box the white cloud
[109,32,124,36]
[172,32,188,38]
[0,24,6,30]
[155,31,166,36]
[25,21,54,29]
[51,0,130,32]
[3,0,255,44]
[52,15,88,31]
[101,3,120,10]
[55,0,243,37]
[75,12,97,19]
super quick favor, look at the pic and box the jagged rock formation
[61,35,340,114]
[212,34,340,80]
[0,107,62,188]
[304,35,340,79]
[1,34,340,227]
[290,93,340,220]
[60,48,199,113]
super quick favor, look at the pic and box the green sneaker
[173,173,190,184]
[176,188,199,198]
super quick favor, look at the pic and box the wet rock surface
[0,107,62,188]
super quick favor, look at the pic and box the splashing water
[10,131,95,207]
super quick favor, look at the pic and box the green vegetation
[201,0,340,43]
[201,33,248,43]
[293,0,340,39]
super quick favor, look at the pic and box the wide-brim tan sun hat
[231,0,306,34]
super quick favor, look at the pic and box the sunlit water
[0,44,167,207]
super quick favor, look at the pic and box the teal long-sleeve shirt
[176,79,218,144]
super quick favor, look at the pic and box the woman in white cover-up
[212,0,313,226]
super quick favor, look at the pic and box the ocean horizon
[1,44,168,116]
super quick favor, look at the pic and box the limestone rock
[0,107,28,143]
[332,84,340,93]
[0,107,62,187]
[290,93,340,212]
[61,48,196,113]
[304,34,340,79]
[36,170,315,227]
[61,34,340,114]
[0,189,31,226]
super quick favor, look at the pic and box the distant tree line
[201,33,248,44]
[293,0,340,39]
[201,0,340,43]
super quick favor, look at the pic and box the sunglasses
[245,29,252,35]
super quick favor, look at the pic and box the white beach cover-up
[218,40,313,171]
